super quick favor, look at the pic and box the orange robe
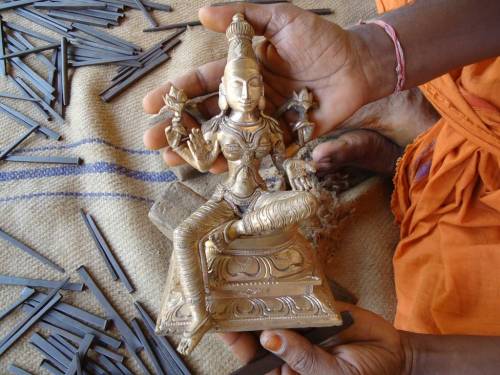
[377,0,500,335]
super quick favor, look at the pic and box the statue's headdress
[225,13,258,67]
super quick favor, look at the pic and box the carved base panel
[157,281,342,334]
[156,231,342,336]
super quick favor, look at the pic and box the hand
[284,159,316,191]
[142,3,395,173]
[312,129,403,176]
[219,302,410,375]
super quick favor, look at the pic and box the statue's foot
[177,313,212,355]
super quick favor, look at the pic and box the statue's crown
[226,13,257,63]
[226,13,255,41]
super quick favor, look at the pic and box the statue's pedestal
[151,207,342,334]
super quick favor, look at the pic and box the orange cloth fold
[376,0,500,335]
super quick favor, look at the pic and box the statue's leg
[238,191,318,235]
[173,199,235,354]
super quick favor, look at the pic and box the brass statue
[152,13,342,356]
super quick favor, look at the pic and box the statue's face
[224,59,263,113]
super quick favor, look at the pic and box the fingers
[256,39,291,76]
[218,332,259,364]
[143,58,226,114]
[312,129,402,176]
[260,329,340,375]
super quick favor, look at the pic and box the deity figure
[153,13,341,356]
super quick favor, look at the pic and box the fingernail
[260,332,282,352]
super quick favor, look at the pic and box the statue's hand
[165,118,187,149]
[187,128,219,164]
[284,159,317,191]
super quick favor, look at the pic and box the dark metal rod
[34,1,108,10]
[53,334,117,375]
[30,333,71,369]
[6,74,52,121]
[30,291,108,330]
[0,287,35,322]
[86,212,135,293]
[70,57,141,67]
[7,364,33,375]
[39,321,124,362]
[0,102,61,140]
[0,0,38,11]
[134,301,191,375]
[0,275,83,291]
[0,20,6,76]
[0,42,59,60]
[80,210,119,281]
[0,92,40,101]
[4,155,82,165]
[72,22,141,51]
[60,37,70,106]
[14,76,63,122]
[131,318,164,375]
[143,21,201,32]
[0,125,40,161]
[10,31,56,73]
[121,335,152,375]
[14,9,71,36]
[0,277,68,356]
[134,0,157,27]
[76,266,142,351]
[0,228,64,272]
[48,10,112,27]
[64,333,94,375]
[101,38,181,101]
[4,21,58,43]
[23,303,121,349]
[6,45,56,100]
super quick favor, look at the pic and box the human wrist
[348,22,398,103]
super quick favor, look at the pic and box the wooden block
[149,182,206,241]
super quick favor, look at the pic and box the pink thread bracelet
[361,19,406,93]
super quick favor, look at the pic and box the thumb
[260,330,340,375]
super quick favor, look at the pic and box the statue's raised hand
[284,159,317,191]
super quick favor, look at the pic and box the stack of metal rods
[1,262,190,374]
[0,1,173,164]
[100,27,185,102]
[0,205,191,373]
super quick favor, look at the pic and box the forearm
[351,0,500,101]
[402,331,500,375]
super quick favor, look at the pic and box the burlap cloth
[0,1,398,374]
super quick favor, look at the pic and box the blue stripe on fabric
[0,161,177,183]
[0,191,154,204]
[2,137,161,156]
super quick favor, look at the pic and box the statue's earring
[219,84,229,112]
[258,94,266,111]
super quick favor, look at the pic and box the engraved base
[156,229,342,335]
